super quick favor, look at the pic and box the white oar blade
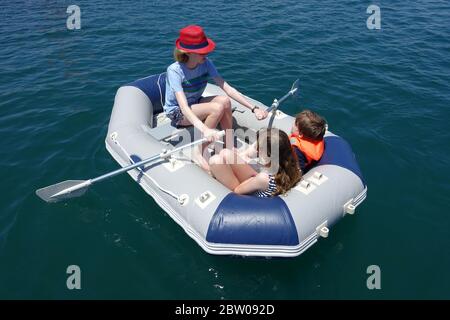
[291,79,300,97]
[36,180,89,203]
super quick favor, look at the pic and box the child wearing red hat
[164,25,268,171]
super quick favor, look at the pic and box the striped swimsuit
[254,174,278,198]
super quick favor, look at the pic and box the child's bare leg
[220,149,257,182]
[209,154,240,190]
[177,100,224,171]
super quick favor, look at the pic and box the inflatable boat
[105,73,367,257]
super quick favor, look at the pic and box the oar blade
[291,79,300,97]
[36,180,89,203]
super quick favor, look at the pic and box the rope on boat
[157,73,164,107]
[110,132,187,205]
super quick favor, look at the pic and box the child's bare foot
[192,146,210,172]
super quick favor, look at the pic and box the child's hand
[202,128,221,143]
[254,108,268,120]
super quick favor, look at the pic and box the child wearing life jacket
[289,110,327,173]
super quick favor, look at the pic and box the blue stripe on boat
[318,136,366,186]
[128,73,166,114]
[206,193,299,246]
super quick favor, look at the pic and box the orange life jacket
[289,134,325,167]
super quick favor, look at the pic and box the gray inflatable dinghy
[105,73,367,257]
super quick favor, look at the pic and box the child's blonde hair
[173,48,189,63]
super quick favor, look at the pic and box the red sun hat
[175,25,216,55]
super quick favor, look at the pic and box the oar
[267,79,299,129]
[36,130,225,203]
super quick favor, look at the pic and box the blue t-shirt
[164,58,220,114]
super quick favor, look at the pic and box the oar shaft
[277,91,292,105]
[91,153,162,184]
[90,136,208,185]
[267,87,298,113]
[267,93,289,113]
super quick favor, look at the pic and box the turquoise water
[1,0,449,299]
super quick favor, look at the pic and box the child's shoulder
[205,57,215,65]
[167,61,182,72]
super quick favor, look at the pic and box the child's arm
[234,172,270,195]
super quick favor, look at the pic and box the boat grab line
[110,133,183,203]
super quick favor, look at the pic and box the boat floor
[143,112,258,167]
